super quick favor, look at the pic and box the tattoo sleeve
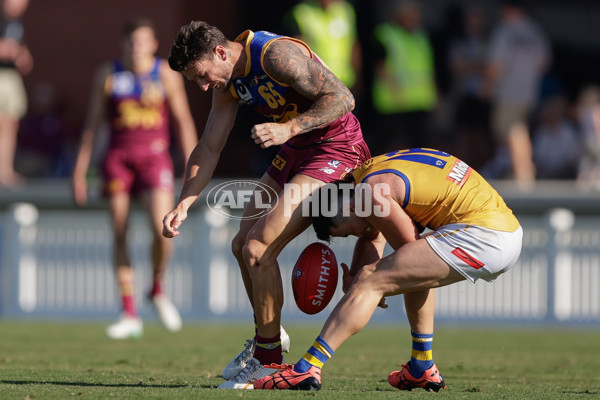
[263,39,355,133]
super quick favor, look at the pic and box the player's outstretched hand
[162,208,187,238]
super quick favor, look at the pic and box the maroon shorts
[101,146,174,197]
[266,133,371,188]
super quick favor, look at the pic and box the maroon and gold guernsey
[106,58,170,150]
[229,30,360,149]
[101,58,175,196]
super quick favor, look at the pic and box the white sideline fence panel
[1,205,599,324]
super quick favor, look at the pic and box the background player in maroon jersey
[72,18,197,339]
[161,21,370,388]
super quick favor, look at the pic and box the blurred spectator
[575,85,600,189]
[531,95,581,179]
[0,0,32,188]
[284,0,361,94]
[370,0,437,153]
[483,0,551,186]
[428,2,463,98]
[16,82,78,177]
[71,18,198,339]
[447,3,493,170]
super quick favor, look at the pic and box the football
[291,242,338,315]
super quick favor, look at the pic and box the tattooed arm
[250,39,355,148]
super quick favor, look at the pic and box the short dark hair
[311,181,354,242]
[168,21,228,72]
[312,211,335,242]
[123,17,157,38]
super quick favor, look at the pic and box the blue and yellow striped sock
[294,336,334,373]
[409,331,434,378]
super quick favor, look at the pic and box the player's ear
[215,45,227,61]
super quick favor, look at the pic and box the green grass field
[0,320,598,399]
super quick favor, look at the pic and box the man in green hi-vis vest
[371,1,437,152]
[286,0,361,91]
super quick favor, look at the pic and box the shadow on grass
[1,380,188,389]
[562,390,599,395]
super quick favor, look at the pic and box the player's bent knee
[355,263,376,282]
[231,233,245,260]
[354,264,399,294]
[242,238,272,269]
[352,266,379,290]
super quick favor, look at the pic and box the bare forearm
[176,143,219,210]
[349,234,386,276]
[293,87,354,134]
[73,129,95,177]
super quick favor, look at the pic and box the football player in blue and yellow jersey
[254,148,522,392]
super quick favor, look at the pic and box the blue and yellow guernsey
[229,30,358,148]
[352,148,520,232]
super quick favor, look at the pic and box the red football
[292,242,338,315]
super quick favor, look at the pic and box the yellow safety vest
[372,23,436,114]
[291,1,357,87]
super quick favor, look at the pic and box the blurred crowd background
[6,0,600,190]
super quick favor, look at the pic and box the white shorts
[425,224,523,284]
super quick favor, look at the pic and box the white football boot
[151,294,182,332]
[106,314,143,339]
[217,357,285,389]
[222,325,290,380]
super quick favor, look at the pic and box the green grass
[0,320,599,399]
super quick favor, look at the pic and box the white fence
[1,203,599,324]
